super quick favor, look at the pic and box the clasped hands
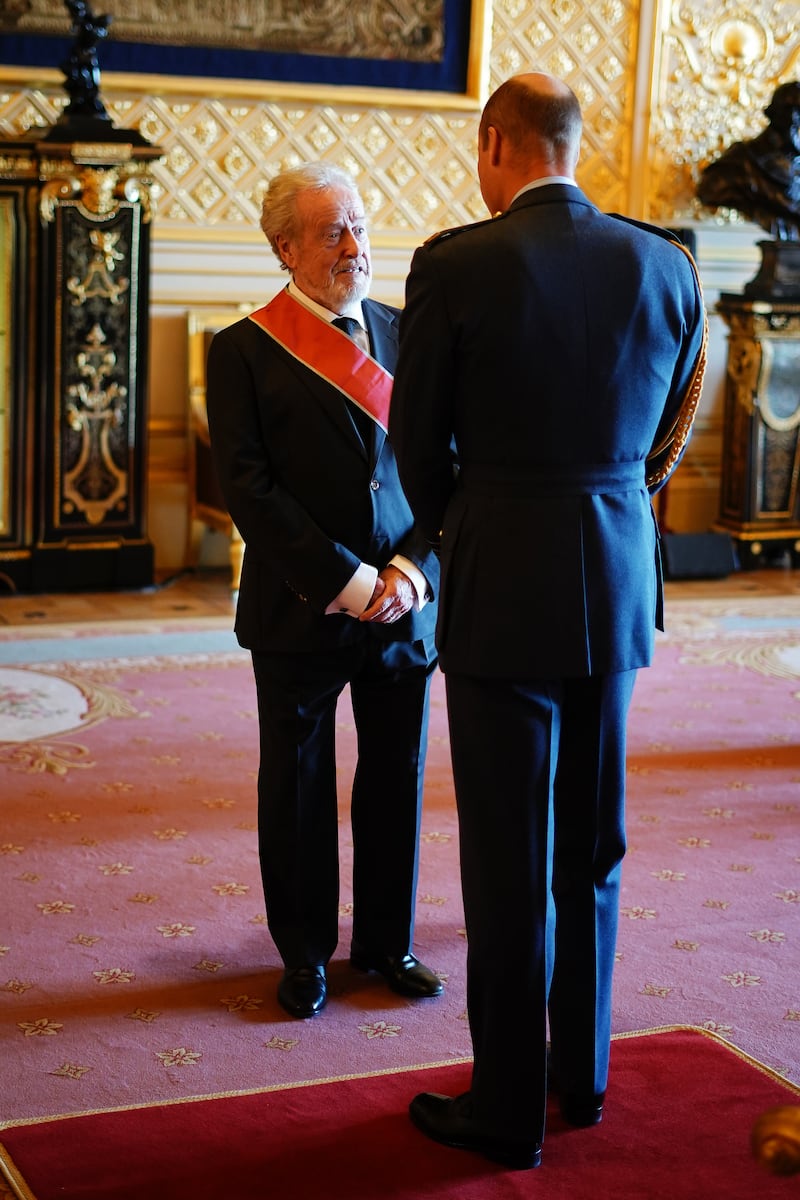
[359,565,415,624]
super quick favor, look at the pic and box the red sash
[248,289,392,433]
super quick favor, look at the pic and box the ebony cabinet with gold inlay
[713,296,800,568]
[0,128,162,593]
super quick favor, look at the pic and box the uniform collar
[509,177,578,206]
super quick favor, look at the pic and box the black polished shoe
[546,1048,604,1126]
[350,947,443,998]
[559,1093,604,1127]
[409,1092,542,1170]
[277,965,327,1018]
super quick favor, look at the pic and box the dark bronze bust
[697,81,800,242]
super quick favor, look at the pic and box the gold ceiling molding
[647,0,800,224]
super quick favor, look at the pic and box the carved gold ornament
[63,323,129,525]
[78,166,119,216]
[67,230,128,305]
[650,0,800,222]
[752,1105,800,1176]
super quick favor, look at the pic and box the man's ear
[274,233,295,271]
[487,124,502,167]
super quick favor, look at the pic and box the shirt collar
[287,279,365,325]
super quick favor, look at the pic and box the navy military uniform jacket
[390,185,706,680]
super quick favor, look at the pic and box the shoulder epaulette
[606,212,689,248]
[423,212,502,247]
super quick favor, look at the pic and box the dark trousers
[251,634,435,968]
[444,668,637,1143]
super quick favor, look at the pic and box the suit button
[370,478,380,490]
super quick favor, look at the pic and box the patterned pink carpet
[0,593,798,1123]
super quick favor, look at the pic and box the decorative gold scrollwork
[121,173,159,223]
[38,162,156,228]
[67,227,129,306]
[0,152,35,179]
[63,323,128,526]
[727,336,762,413]
[40,174,81,223]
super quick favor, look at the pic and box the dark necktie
[332,316,372,447]
[332,315,370,354]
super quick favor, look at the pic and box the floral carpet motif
[0,596,798,1124]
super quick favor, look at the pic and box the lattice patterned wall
[489,0,638,216]
[0,0,797,240]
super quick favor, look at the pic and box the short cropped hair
[479,76,582,168]
[260,163,362,269]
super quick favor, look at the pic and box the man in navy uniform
[390,72,706,1169]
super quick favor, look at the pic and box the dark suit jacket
[390,185,706,680]
[206,293,439,655]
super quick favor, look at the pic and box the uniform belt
[458,460,646,497]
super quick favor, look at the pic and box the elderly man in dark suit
[206,163,442,1020]
[390,72,707,1170]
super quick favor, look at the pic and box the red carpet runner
[1,1027,798,1200]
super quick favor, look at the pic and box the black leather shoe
[546,1048,604,1125]
[277,966,327,1018]
[350,947,443,998]
[409,1092,542,1170]
[559,1094,604,1127]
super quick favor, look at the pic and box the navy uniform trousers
[444,667,637,1145]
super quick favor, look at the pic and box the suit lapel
[363,299,399,372]
[274,343,365,452]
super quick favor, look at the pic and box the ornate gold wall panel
[647,0,800,224]
[0,0,642,241]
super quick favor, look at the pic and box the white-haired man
[207,164,442,1019]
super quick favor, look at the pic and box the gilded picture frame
[185,307,248,591]
[0,0,491,111]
